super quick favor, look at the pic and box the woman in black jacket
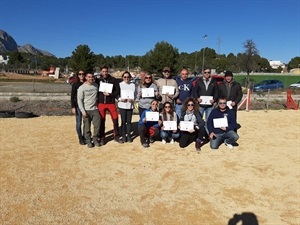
[71,70,86,145]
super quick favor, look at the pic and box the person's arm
[77,87,86,115]
[110,78,120,99]
[234,83,243,105]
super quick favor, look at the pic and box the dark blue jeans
[210,130,239,149]
[75,107,83,138]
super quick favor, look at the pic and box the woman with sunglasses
[158,102,180,144]
[137,74,161,117]
[138,99,160,148]
[179,97,207,151]
[118,71,135,143]
[71,70,86,145]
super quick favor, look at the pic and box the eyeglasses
[145,76,152,79]
[163,71,170,73]
[181,73,188,75]
[78,73,84,75]
[164,106,171,108]
[218,102,227,105]
[123,76,130,78]
[151,103,158,106]
[204,72,211,74]
[187,103,194,106]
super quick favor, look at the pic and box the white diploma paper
[142,88,154,97]
[99,82,113,93]
[163,121,177,131]
[146,111,159,121]
[121,90,134,99]
[226,100,233,109]
[180,121,194,131]
[200,96,213,105]
[213,117,228,128]
[162,86,175,95]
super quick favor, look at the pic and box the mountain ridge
[0,29,56,57]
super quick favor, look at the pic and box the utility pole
[201,34,208,73]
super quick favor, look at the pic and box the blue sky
[1,0,299,63]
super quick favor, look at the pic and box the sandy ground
[0,110,299,225]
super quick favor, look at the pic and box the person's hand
[188,129,195,133]
[158,120,163,126]
[128,99,132,102]
[82,112,88,118]
[209,99,214,104]
[176,99,181,104]
[143,118,147,123]
[197,98,202,103]
[209,132,216,140]
[220,127,226,131]
[231,101,236,107]
[71,108,76,115]
[103,92,110,96]
[154,91,159,96]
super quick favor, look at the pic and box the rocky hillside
[0,29,55,57]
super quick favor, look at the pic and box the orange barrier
[238,89,251,111]
[286,89,298,110]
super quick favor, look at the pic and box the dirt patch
[0,111,299,224]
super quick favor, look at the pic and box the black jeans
[179,126,207,148]
[119,108,133,138]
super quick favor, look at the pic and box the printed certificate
[121,90,134,99]
[99,82,113,93]
[200,96,213,105]
[163,121,177,131]
[226,101,233,109]
[180,121,194,131]
[146,111,159,121]
[162,86,175,95]
[142,88,154,97]
[213,117,228,128]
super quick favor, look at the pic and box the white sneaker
[170,139,174,144]
[162,139,166,144]
[225,142,233,149]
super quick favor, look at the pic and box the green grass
[233,74,300,88]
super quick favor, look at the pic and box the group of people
[71,66,243,150]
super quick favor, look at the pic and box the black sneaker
[99,138,105,146]
[142,142,149,148]
[94,141,101,147]
[114,137,124,144]
[87,143,94,148]
[195,141,202,151]
[79,136,85,145]
[127,136,132,143]
[149,137,154,143]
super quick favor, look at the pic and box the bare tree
[241,39,259,87]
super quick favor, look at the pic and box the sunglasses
[219,102,227,105]
[187,103,194,106]
[164,106,171,108]
[78,73,84,75]
[181,73,188,75]
[163,71,170,73]
[151,103,158,106]
[145,76,152,79]
[204,72,211,74]
[123,76,130,78]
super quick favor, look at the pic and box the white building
[0,55,9,64]
[269,60,285,69]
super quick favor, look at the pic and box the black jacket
[218,80,243,106]
[192,78,219,108]
[96,75,120,104]
[70,81,83,108]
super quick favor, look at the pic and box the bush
[10,96,21,102]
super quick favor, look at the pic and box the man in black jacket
[218,71,243,119]
[96,66,122,145]
[192,67,219,122]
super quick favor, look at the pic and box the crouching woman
[138,99,160,148]
[179,97,207,151]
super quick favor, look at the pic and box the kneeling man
[207,98,239,149]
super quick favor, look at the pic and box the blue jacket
[207,107,237,134]
[138,108,160,128]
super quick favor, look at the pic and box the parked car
[289,80,300,89]
[253,80,284,92]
